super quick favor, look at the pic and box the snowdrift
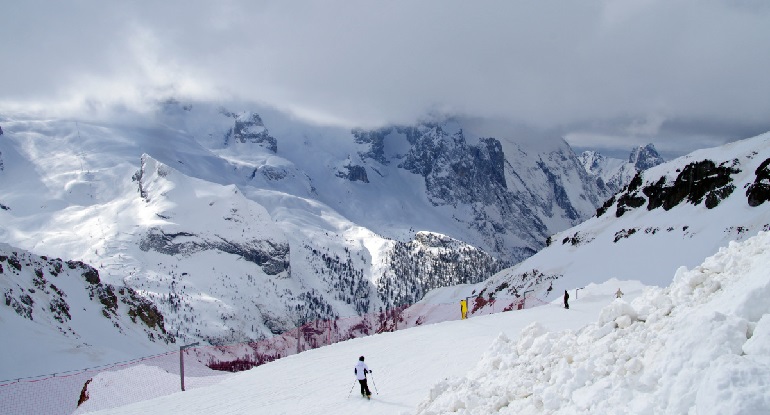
[416,231,770,414]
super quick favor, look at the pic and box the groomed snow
[78,231,770,415]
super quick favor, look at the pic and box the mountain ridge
[2,105,762,376]
[418,132,770,320]
[578,143,665,196]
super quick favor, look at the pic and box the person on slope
[564,290,570,309]
[354,356,373,399]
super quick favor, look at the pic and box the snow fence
[0,293,547,414]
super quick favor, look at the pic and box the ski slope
[77,231,770,414]
[75,279,638,415]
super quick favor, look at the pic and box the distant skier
[354,356,372,399]
[564,290,569,309]
[615,288,624,298]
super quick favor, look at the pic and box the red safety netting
[0,292,551,414]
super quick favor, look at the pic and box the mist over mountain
[436,132,770,320]
[629,143,665,170]
[1,3,768,412]
[0,101,624,368]
[4,97,768,384]
[579,143,665,196]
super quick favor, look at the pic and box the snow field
[415,231,770,415]
[18,231,770,415]
[77,280,642,415]
[2,113,769,415]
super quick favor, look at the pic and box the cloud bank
[2,0,769,156]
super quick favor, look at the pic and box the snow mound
[416,231,770,414]
[72,365,229,414]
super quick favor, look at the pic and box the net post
[179,342,199,391]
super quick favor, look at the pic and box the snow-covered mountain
[2,107,768,413]
[578,143,665,195]
[0,243,174,378]
[180,104,609,261]
[55,229,770,415]
[0,102,609,372]
[414,229,770,415]
[427,132,769,319]
[628,142,665,170]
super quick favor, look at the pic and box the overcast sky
[2,0,769,158]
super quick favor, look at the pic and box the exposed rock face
[139,228,290,276]
[336,164,369,183]
[257,165,288,181]
[131,156,150,201]
[220,110,278,153]
[398,125,508,207]
[396,124,539,260]
[642,160,739,211]
[579,151,609,176]
[0,246,174,343]
[579,144,665,196]
[352,122,602,262]
[352,128,389,165]
[746,158,770,207]
[630,144,665,171]
[597,158,742,218]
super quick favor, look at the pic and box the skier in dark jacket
[564,290,570,309]
[354,356,372,399]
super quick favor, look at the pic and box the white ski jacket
[354,361,370,380]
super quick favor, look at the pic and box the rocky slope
[436,132,770,317]
[0,103,621,367]
[579,143,665,195]
[0,243,175,378]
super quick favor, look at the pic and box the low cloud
[1,0,769,154]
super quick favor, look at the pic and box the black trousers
[358,379,371,396]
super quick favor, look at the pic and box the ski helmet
[359,356,365,361]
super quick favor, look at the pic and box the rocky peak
[629,143,664,171]
[578,144,665,197]
[352,127,389,165]
[220,109,278,153]
[398,124,508,205]
[578,151,607,176]
[349,120,604,262]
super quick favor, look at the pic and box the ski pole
[370,374,379,395]
[347,380,357,398]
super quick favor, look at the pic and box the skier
[563,290,570,309]
[615,288,624,298]
[354,356,372,399]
